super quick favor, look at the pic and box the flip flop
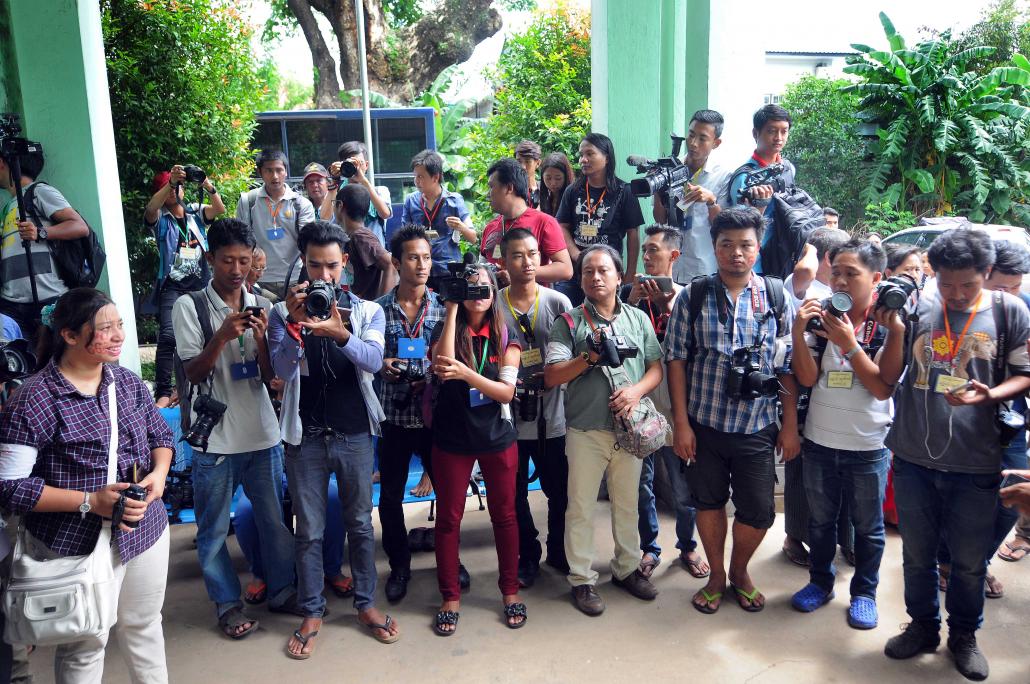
[731,584,765,613]
[985,573,1004,599]
[361,614,400,643]
[285,629,318,660]
[244,579,267,604]
[326,574,354,599]
[998,538,1030,562]
[691,588,723,615]
[503,602,528,629]
[219,607,259,640]
[782,544,810,567]
[680,552,711,579]
[639,553,661,579]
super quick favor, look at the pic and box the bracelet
[843,345,861,360]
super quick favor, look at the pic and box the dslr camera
[588,328,639,368]
[393,360,426,383]
[305,279,344,320]
[438,261,491,302]
[0,338,36,383]
[182,164,207,184]
[876,274,918,311]
[338,159,359,179]
[628,132,690,199]
[515,375,545,423]
[806,291,853,333]
[726,347,779,400]
[182,394,227,452]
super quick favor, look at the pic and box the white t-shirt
[785,274,831,307]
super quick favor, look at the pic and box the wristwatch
[843,345,861,361]
[79,491,91,519]
[205,185,218,196]
[580,351,596,367]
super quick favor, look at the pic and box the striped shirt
[376,288,446,427]
[665,273,794,434]
[0,362,173,562]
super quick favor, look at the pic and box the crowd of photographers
[0,102,1028,683]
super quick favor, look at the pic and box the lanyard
[839,305,877,366]
[581,301,616,337]
[942,293,982,367]
[644,299,669,336]
[584,185,607,219]
[421,193,443,226]
[400,295,429,339]
[264,197,284,227]
[475,337,490,375]
[716,275,765,347]
[505,288,539,341]
[236,334,247,362]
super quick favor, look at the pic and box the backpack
[683,274,787,363]
[173,290,271,433]
[23,182,107,288]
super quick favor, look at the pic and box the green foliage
[780,76,866,226]
[466,6,591,206]
[948,0,1030,72]
[255,58,313,111]
[845,12,1030,225]
[382,0,423,28]
[102,0,265,304]
[859,201,918,236]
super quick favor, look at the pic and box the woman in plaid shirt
[0,288,174,683]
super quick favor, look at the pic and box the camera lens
[340,160,358,178]
[827,292,853,316]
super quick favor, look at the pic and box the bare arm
[536,248,574,284]
[625,227,640,282]
[560,222,581,262]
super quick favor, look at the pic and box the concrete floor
[26,492,1030,683]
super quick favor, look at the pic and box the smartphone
[1001,472,1030,489]
[947,380,975,395]
[244,306,264,319]
[637,275,674,293]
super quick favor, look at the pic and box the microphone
[626,155,655,168]
[462,250,476,265]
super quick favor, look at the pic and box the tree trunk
[287,0,340,108]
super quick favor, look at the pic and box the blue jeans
[802,441,888,599]
[236,472,345,580]
[287,432,376,617]
[893,456,1000,633]
[638,447,699,556]
[192,445,295,618]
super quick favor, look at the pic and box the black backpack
[683,274,787,363]
[23,182,107,288]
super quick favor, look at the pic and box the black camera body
[183,164,206,184]
[588,329,639,368]
[628,133,689,198]
[515,375,546,423]
[737,163,787,201]
[305,279,343,320]
[876,274,918,311]
[806,291,853,333]
[438,261,491,302]
[393,360,426,383]
[339,159,358,179]
[727,347,779,400]
[0,338,37,383]
[121,484,148,529]
[183,394,227,452]
[0,113,43,160]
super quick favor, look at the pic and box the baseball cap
[303,162,328,181]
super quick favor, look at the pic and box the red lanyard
[942,294,982,368]
[421,194,443,225]
[400,296,428,339]
[584,185,607,219]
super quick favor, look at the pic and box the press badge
[230,360,259,380]
[426,229,440,240]
[398,337,426,359]
[178,246,199,260]
[826,371,854,389]
[470,389,494,407]
[579,222,599,238]
[267,227,285,241]
[521,347,543,368]
[492,243,502,259]
[933,371,968,394]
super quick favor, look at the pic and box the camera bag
[990,290,1024,446]
[23,182,107,288]
[3,382,119,646]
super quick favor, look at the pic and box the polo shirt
[235,185,316,282]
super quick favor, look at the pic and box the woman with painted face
[428,265,525,636]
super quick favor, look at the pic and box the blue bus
[253,107,437,235]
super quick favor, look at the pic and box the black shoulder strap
[21,181,46,227]
[991,290,1007,386]
[686,275,711,363]
[762,275,786,337]
[188,290,215,348]
[293,196,302,232]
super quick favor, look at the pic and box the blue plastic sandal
[848,596,878,629]
[791,583,834,612]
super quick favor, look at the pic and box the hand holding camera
[88,483,148,531]
[587,328,638,368]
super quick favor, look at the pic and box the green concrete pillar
[5,0,139,371]
[0,1,21,116]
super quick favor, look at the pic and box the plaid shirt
[376,288,445,427]
[0,361,173,562]
[665,274,794,434]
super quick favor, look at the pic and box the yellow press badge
[934,373,968,394]
[178,247,199,260]
[521,347,543,368]
[826,371,854,389]
[578,222,599,238]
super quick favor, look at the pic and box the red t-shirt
[480,207,568,276]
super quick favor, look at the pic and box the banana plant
[845,12,1030,224]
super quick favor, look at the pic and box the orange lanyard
[264,197,283,227]
[584,185,607,219]
[942,294,982,367]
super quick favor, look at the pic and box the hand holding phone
[1001,472,1030,489]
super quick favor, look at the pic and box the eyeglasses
[250,266,266,273]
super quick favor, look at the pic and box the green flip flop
[691,588,723,615]
[731,584,765,613]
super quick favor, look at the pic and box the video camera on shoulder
[438,259,491,302]
[588,328,639,368]
[737,163,787,202]
[628,132,690,199]
[0,113,42,161]
[727,347,779,400]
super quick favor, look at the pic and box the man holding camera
[728,105,795,209]
[172,218,296,641]
[236,149,316,298]
[666,206,800,615]
[335,184,396,299]
[0,145,89,341]
[145,165,223,407]
[881,229,1030,681]
[324,141,393,247]
[268,220,399,658]
[651,110,731,286]
[481,158,573,288]
[790,239,904,629]
[499,227,573,587]
[376,224,445,602]
[621,225,709,581]
[545,244,664,615]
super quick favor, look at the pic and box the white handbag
[2,382,120,646]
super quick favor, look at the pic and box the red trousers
[432,442,519,601]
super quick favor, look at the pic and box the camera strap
[714,275,765,347]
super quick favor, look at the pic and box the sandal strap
[220,608,253,629]
[504,603,527,618]
[436,610,460,625]
[292,629,319,645]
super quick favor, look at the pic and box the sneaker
[884,621,940,659]
[458,563,471,592]
[791,583,834,613]
[847,596,878,630]
[611,569,659,600]
[571,584,605,615]
[384,570,410,603]
[948,631,989,681]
